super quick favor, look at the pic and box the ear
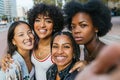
[94,27,98,33]
[12,39,16,45]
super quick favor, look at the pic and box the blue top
[0,51,35,80]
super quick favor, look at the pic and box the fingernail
[69,70,72,73]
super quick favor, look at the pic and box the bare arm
[1,54,13,71]
[75,43,120,80]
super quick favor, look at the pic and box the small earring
[95,30,98,33]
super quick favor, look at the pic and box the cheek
[66,50,74,59]
[48,24,53,30]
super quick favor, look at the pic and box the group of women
[0,0,119,80]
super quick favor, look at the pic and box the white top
[79,45,85,60]
[31,52,53,80]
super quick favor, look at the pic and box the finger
[1,59,8,71]
[6,54,13,63]
[69,61,87,73]
[1,54,12,71]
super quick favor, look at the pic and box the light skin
[34,14,53,39]
[2,23,34,72]
[13,23,34,53]
[1,14,54,70]
[34,14,53,60]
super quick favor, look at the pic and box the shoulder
[46,64,57,80]
[65,70,78,80]
[47,64,57,74]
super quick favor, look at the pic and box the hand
[75,43,120,80]
[1,54,13,71]
[69,60,87,73]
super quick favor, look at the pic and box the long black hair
[7,21,32,55]
[50,31,80,61]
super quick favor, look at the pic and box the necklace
[84,42,101,62]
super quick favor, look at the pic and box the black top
[46,59,78,80]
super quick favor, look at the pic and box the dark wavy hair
[50,31,80,61]
[7,21,32,55]
[27,3,64,49]
[64,0,112,37]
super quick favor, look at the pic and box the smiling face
[34,14,54,39]
[71,12,97,45]
[52,35,74,70]
[12,23,34,52]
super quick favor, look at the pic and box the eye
[18,34,24,37]
[64,45,70,48]
[35,19,40,22]
[28,30,33,34]
[52,45,58,48]
[80,24,88,28]
[45,19,53,23]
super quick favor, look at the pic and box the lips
[39,29,47,33]
[24,40,33,46]
[74,37,83,41]
[55,56,66,62]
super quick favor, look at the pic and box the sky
[17,0,34,9]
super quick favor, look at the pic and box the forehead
[14,23,30,32]
[36,13,50,18]
[72,12,92,22]
[53,35,72,44]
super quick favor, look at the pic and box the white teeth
[24,41,32,46]
[56,56,65,61]
[39,29,46,33]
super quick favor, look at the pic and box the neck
[85,37,101,55]
[38,37,51,47]
[17,49,31,59]
[57,61,72,72]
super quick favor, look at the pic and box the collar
[12,51,34,79]
[58,59,76,80]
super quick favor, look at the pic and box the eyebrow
[15,29,31,35]
[53,43,71,45]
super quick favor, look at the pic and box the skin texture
[64,0,112,74]
[75,43,120,80]
[71,12,97,45]
[69,12,103,73]
[1,22,34,72]
[34,14,54,60]
[34,14,53,39]
[13,23,34,52]
[52,35,74,71]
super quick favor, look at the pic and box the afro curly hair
[27,3,64,35]
[64,0,112,37]
[27,3,64,49]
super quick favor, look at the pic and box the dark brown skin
[75,43,120,80]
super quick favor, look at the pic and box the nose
[73,25,81,34]
[57,47,64,54]
[40,21,46,28]
[26,34,31,39]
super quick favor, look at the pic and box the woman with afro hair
[64,0,112,64]
[27,3,64,80]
